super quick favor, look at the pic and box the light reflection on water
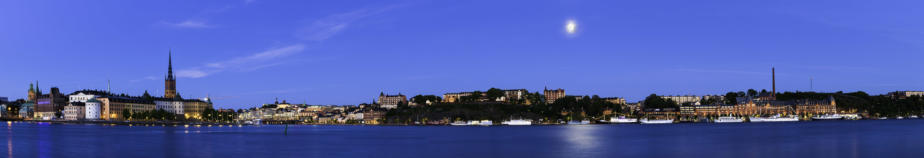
[563,125,599,152]
[7,121,12,158]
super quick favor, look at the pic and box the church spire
[167,49,174,80]
[164,49,178,99]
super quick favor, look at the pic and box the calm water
[2,120,924,158]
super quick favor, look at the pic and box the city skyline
[3,0,924,109]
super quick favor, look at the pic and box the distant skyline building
[377,92,407,109]
[544,88,565,104]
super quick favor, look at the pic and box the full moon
[565,20,577,34]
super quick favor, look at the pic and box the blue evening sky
[2,0,923,109]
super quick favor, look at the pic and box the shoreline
[3,118,908,127]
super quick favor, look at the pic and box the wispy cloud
[163,20,213,28]
[672,68,766,76]
[295,4,405,41]
[176,44,307,78]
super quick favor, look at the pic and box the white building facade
[155,100,185,115]
[69,92,98,103]
[85,99,101,120]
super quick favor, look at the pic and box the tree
[643,94,678,109]
[747,89,758,97]
[411,95,442,105]
[122,109,131,120]
[486,88,505,101]
[701,98,718,105]
[724,92,739,105]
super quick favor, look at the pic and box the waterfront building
[377,93,407,109]
[97,96,155,120]
[660,95,701,106]
[0,96,7,103]
[793,96,837,115]
[35,87,67,120]
[63,103,85,121]
[85,98,101,120]
[0,103,6,118]
[183,99,212,119]
[155,100,184,115]
[19,101,34,119]
[544,88,565,104]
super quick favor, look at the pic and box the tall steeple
[165,50,177,99]
[167,49,174,80]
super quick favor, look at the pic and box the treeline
[385,95,624,124]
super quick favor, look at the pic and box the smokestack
[772,67,776,100]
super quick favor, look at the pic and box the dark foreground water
[2,120,924,158]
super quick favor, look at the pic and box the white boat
[714,116,744,123]
[910,115,919,119]
[749,114,799,122]
[878,117,888,120]
[842,114,862,120]
[568,120,591,125]
[896,116,905,120]
[812,114,843,120]
[450,121,469,126]
[640,118,674,124]
[479,120,493,126]
[609,116,638,124]
[502,119,532,126]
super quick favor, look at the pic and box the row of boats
[607,114,863,124]
[450,113,884,125]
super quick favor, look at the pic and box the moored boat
[640,118,674,124]
[502,119,532,126]
[479,120,494,126]
[749,114,799,122]
[568,120,591,125]
[812,114,843,120]
[609,116,638,124]
[713,116,744,123]
[842,114,862,120]
[450,121,469,126]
